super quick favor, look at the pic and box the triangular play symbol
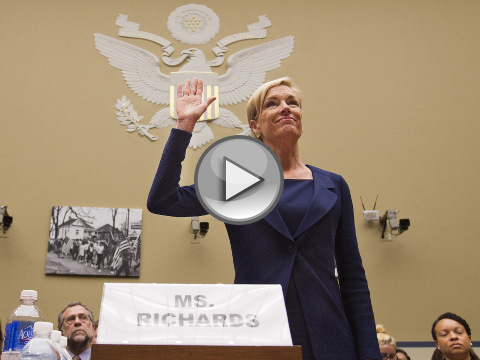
[224,157,264,201]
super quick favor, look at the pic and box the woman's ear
[249,119,261,138]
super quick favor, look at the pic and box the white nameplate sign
[97,283,292,346]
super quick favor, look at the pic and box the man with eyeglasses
[58,302,95,360]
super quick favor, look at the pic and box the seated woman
[377,325,398,360]
[431,312,479,360]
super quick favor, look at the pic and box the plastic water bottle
[18,322,59,360]
[58,338,71,360]
[48,332,69,360]
[2,290,44,360]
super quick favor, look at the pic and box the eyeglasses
[382,355,398,360]
[65,314,90,325]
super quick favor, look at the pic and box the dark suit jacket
[147,129,382,360]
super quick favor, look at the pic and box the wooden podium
[92,344,302,360]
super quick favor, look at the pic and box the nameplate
[98,283,292,346]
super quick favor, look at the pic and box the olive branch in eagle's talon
[115,96,158,141]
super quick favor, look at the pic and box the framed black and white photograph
[46,206,142,277]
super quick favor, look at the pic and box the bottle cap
[20,290,38,301]
[33,321,53,334]
[50,330,61,342]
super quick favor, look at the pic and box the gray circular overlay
[195,135,284,225]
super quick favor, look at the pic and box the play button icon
[224,157,264,201]
[195,135,284,225]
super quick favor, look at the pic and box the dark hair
[396,348,411,360]
[431,312,471,340]
[57,302,94,330]
[430,348,444,360]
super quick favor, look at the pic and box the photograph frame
[46,206,142,277]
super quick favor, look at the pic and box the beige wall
[1,0,479,350]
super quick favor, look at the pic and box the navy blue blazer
[147,129,382,360]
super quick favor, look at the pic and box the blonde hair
[376,324,396,347]
[246,77,302,125]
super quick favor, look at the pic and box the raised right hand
[175,78,216,133]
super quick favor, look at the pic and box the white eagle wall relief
[94,4,294,149]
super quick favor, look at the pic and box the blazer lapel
[263,207,294,241]
[293,166,337,238]
[262,166,337,241]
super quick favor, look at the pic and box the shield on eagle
[170,71,219,121]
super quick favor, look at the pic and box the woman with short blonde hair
[246,77,302,137]
[148,77,381,360]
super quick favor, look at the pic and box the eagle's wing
[211,108,243,128]
[190,121,214,149]
[149,108,176,129]
[218,36,294,106]
[94,33,170,105]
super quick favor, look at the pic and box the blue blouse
[277,179,314,237]
[277,179,315,360]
